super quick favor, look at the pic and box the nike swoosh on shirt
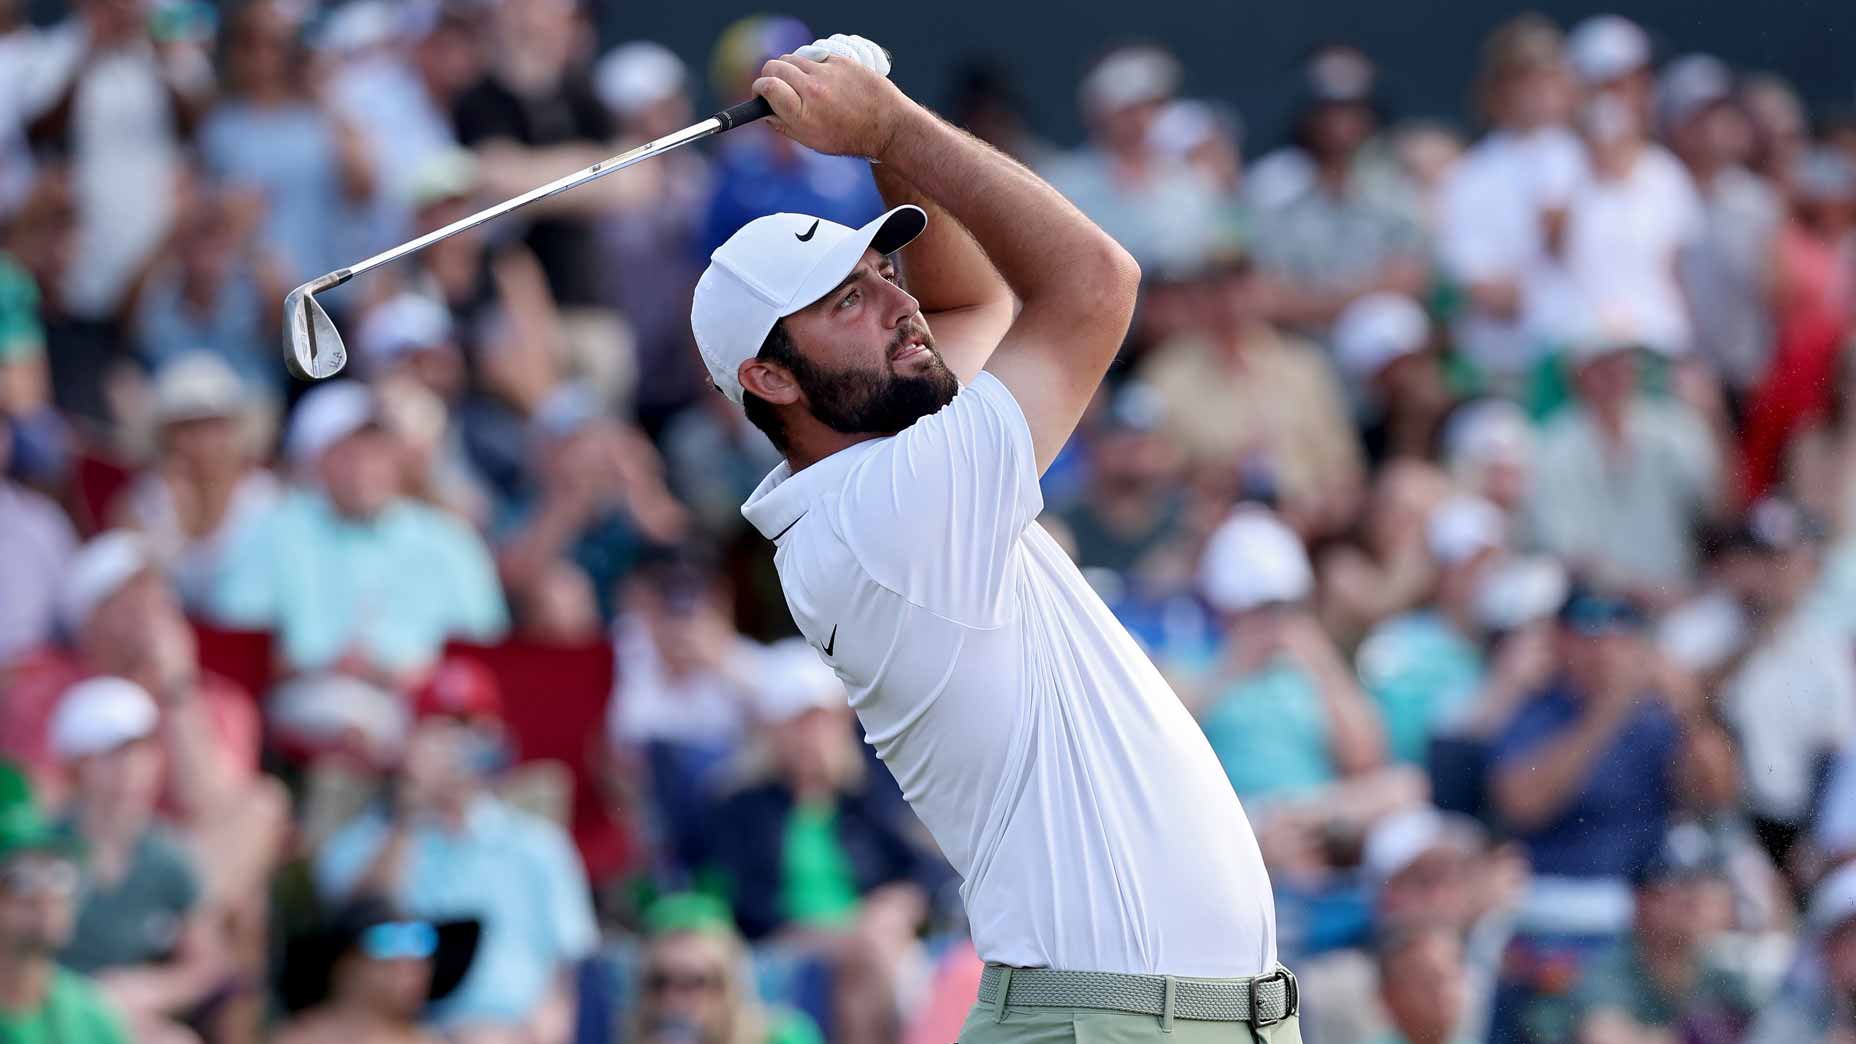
[796,219,820,242]
[822,625,837,657]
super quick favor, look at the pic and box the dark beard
[787,329,960,436]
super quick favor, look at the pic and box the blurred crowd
[3,0,1856,1042]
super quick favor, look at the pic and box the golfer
[691,35,1297,1044]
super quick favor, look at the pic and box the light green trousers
[956,989,1304,1044]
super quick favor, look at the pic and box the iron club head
[283,273,351,381]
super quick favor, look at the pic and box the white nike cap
[691,205,927,405]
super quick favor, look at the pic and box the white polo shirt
[742,372,1276,977]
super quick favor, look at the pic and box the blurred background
[3,1,1856,1043]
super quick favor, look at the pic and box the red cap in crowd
[411,658,504,723]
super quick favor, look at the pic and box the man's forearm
[874,105,1128,310]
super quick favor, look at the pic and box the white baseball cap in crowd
[1444,399,1535,482]
[753,638,846,724]
[58,530,157,635]
[1657,54,1733,135]
[286,380,382,466]
[150,351,248,427]
[1362,806,1483,890]
[1199,509,1312,613]
[1080,45,1183,118]
[594,41,688,119]
[1333,292,1430,386]
[50,677,159,761]
[1472,555,1569,633]
[692,206,927,405]
[1567,14,1650,86]
[358,294,454,374]
[1427,495,1506,567]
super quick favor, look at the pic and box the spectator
[1039,44,1223,271]
[1485,588,1727,1041]
[1370,924,1481,1044]
[0,215,70,487]
[1332,292,1453,467]
[1250,47,1429,339]
[1740,147,1856,499]
[1436,14,1583,382]
[1146,98,1245,237]
[0,0,37,217]
[1740,74,1809,186]
[47,678,223,1044]
[355,293,493,528]
[1355,496,1506,766]
[1137,253,1366,536]
[659,391,785,541]
[21,0,211,320]
[1570,824,1761,1044]
[452,0,610,314]
[1442,400,1537,518]
[197,0,375,287]
[0,762,127,1043]
[1049,381,1189,584]
[7,166,124,430]
[1565,15,1654,118]
[607,553,762,879]
[1746,864,1856,1043]
[624,893,823,1044]
[209,381,508,683]
[1317,459,1453,648]
[130,177,287,395]
[0,410,75,666]
[1528,329,1725,598]
[698,16,884,257]
[1,531,277,902]
[1662,55,1784,397]
[314,668,598,1043]
[324,2,482,216]
[107,352,278,610]
[1530,94,1704,359]
[399,148,564,482]
[276,897,481,1044]
[699,640,948,1044]
[1299,808,1524,1044]
[592,41,714,429]
[1191,509,1418,832]
[1716,498,1856,870]
[493,381,688,631]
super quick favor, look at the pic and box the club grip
[711,95,775,132]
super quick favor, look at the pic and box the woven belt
[976,964,1298,1026]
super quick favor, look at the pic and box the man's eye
[880,269,898,284]
[839,290,859,309]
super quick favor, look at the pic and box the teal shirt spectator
[1199,658,1336,801]
[1356,611,1485,765]
[210,489,508,673]
[314,796,600,1028]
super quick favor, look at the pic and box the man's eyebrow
[826,264,870,300]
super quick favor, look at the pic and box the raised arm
[755,56,1141,471]
[870,163,1015,384]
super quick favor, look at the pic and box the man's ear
[739,358,801,405]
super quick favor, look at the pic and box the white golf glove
[793,34,892,78]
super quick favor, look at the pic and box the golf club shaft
[312,97,773,292]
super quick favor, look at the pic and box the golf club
[283,96,774,381]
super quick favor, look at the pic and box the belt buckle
[1252,966,1297,1027]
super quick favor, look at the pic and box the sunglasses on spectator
[644,967,725,996]
[0,858,78,898]
[359,921,439,961]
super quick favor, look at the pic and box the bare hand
[752,54,915,160]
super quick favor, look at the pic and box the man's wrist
[871,100,934,169]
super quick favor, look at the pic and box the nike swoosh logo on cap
[796,219,820,242]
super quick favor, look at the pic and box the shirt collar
[741,439,886,543]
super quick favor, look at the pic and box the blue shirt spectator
[315,794,598,1028]
[209,383,507,679]
[1491,680,1680,879]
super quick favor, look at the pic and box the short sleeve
[834,373,1044,626]
[531,820,599,962]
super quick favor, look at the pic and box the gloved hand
[792,34,892,78]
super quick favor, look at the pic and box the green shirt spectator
[0,967,130,1044]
